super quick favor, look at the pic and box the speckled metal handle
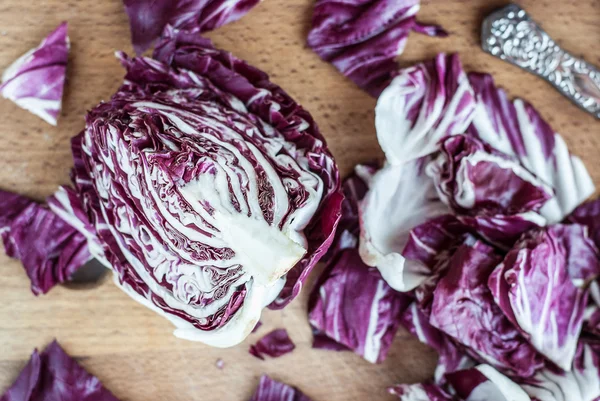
[482,3,600,119]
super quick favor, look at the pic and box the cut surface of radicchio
[0,340,119,401]
[50,28,341,348]
[0,22,69,126]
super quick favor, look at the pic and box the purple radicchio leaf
[359,159,450,292]
[249,375,312,401]
[388,382,454,401]
[467,72,594,224]
[401,215,481,381]
[375,53,476,165]
[426,134,552,248]
[568,198,600,250]
[308,248,412,363]
[123,0,261,55]
[249,329,295,360]
[403,215,472,316]
[0,22,69,126]
[488,224,600,371]
[445,364,531,401]
[429,236,544,377]
[0,340,120,401]
[56,32,341,348]
[0,190,92,295]
[402,215,471,273]
[307,0,447,97]
[519,341,600,401]
[401,302,476,385]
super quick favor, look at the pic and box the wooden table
[0,1,598,400]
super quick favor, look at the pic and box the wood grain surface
[0,1,598,400]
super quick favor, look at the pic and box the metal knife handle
[482,4,600,119]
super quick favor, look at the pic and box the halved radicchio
[51,30,342,347]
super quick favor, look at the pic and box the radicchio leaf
[359,160,449,292]
[390,365,532,401]
[446,365,531,401]
[569,198,600,250]
[404,215,471,316]
[249,329,295,360]
[584,306,600,338]
[427,134,552,248]
[307,0,447,97]
[308,248,411,363]
[375,53,476,165]
[0,190,91,295]
[520,342,600,401]
[488,225,600,371]
[0,22,69,125]
[402,215,470,272]
[249,375,312,401]
[429,237,543,377]
[123,0,261,55]
[467,73,594,224]
[56,32,341,347]
[401,302,475,385]
[388,383,453,401]
[0,340,119,401]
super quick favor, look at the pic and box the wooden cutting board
[0,1,598,400]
